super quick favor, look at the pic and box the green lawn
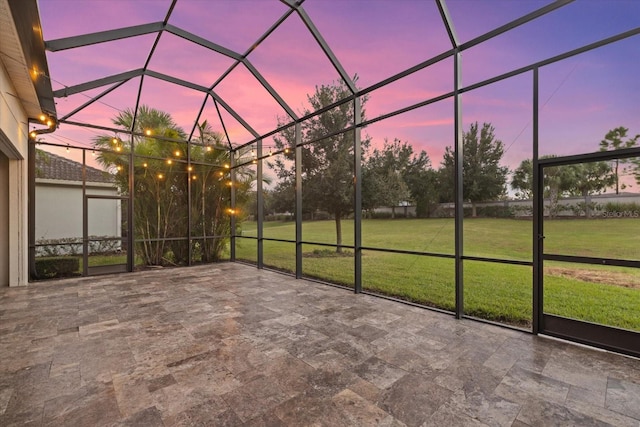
[236,217,640,331]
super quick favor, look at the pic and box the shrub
[464,205,515,218]
[34,256,80,279]
[35,238,82,257]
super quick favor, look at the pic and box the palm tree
[94,107,257,266]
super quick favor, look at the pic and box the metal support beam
[454,50,464,319]
[295,123,302,278]
[165,24,243,60]
[353,97,362,293]
[295,7,356,93]
[243,60,297,120]
[187,140,192,266]
[257,140,264,269]
[82,150,88,276]
[436,0,459,48]
[59,79,130,122]
[45,22,165,52]
[53,69,144,98]
[532,67,542,334]
[459,0,574,51]
[230,153,236,261]
[127,138,135,272]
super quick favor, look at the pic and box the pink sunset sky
[36,0,640,181]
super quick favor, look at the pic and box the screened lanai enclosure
[29,0,639,357]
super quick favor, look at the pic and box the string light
[116,165,122,172]
[218,171,224,177]
[268,148,273,156]
[174,150,181,157]
[192,175,197,180]
[157,173,164,179]
[284,148,290,154]
[46,120,53,127]
[145,129,152,136]
[142,162,148,168]
[187,166,193,172]
[66,144,70,153]
[228,208,235,215]
[30,131,37,138]
[39,114,46,121]
[206,146,212,152]
[92,150,96,157]
[166,159,172,165]
[224,164,230,169]
[112,137,118,144]
[115,146,122,152]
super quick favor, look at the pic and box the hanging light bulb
[284,148,290,154]
[145,129,152,136]
[157,173,164,179]
[187,166,193,172]
[66,144,70,153]
[206,146,213,152]
[112,137,118,145]
[115,146,122,152]
[116,165,122,172]
[39,114,46,122]
[166,159,173,165]
[142,162,148,168]
[192,175,197,180]
[30,130,37,139]
[224,164,230,169]
[46,120,53,128]
[174,150,181,157]
[268,148,273,156]
[92,150,96,157]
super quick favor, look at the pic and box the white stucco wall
[0,59,29,287]
[35,180,120,241]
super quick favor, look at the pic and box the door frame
[83,194,130,276]
[534,147,640,357]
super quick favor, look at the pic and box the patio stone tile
[0,263,637,426]
[605,377,640,420]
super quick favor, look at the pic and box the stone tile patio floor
[0,263,638,426]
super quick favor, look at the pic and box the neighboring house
[35,151,121,251]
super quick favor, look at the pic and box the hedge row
[34,257,79,279]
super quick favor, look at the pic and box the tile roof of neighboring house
[36,151,114,184]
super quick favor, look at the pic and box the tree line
[265,79,640,227]
[93,81,639,262]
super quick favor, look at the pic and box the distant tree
[400,147,438,218]
[269,78,369,252]
[510,156,610,217]
[511,158,533,200]
[404,167,439,218]
[599,126,639,194]
[363,139,413,218]
[567,162,614,218]
[440,122,508,217]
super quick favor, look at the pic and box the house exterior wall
[0,151,9,286]
[0,59,29,287]
[35,180,120,242]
